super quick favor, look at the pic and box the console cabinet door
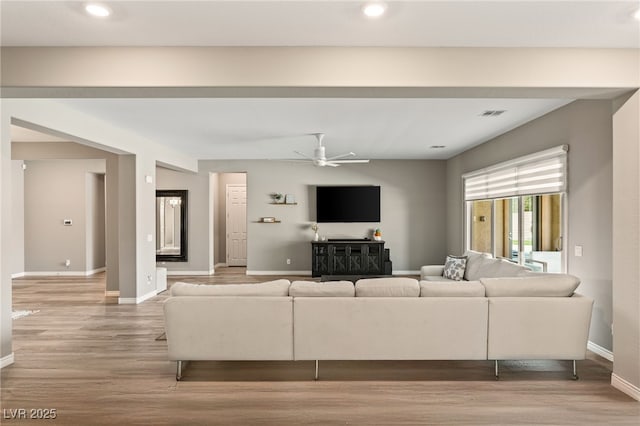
[312,244,329,277]
[365,243,383,274]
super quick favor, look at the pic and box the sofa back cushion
[355,277,420,297]
[420,281,485,297]
[289,280,355,297]
[463,250,493,281]
[170,279,291,297]
[468,257,528,280]
[481,274,580,297]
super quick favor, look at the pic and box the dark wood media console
[311,240,391,278]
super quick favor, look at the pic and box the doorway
[226,183,247,266]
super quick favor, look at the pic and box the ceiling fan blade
[293,150,314,160]
[325,152,356,161]
[278,159,313,163]
[330,159,370,164]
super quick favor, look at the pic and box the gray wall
[446,100,614,351]
[201,160,447,273]
[11,160,25,276]
[86,173,106,272]
[24,159,106,273]
[156,167,213,273]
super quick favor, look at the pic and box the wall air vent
[430,145,446,149]
[480,110,506,117]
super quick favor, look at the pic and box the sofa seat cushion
[481,274,580,297]
[170,279,291,297]
[289,280,355,297]
[355,277,420,297]
[420,281,485,297]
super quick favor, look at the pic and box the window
[464,146,567,272]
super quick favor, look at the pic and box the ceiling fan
[294,133,370,167]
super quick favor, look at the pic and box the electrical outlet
[286,259,291,265]
[64,259,71,267]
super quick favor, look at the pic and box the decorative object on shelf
[261,217,276,223]
[270,193,284,203]
[311,223,319,241]
[373,228,382,241]
[285,194,296,204]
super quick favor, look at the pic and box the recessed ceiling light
[363,2,387,18]
[85,3,111,18]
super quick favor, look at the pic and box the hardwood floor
[2,269,638,425]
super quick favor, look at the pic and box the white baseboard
[105,290,120,297]
[87,267,106,275]
[393,270,420,276]
[611,373,640,401]
[11,272,25,278]
[588,341,614,362]
[246,270,312,276]
[24,269,105,277]
[166,270,213,276]
[119,289,157,304]
[1,353,15,368]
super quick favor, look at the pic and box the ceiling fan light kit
[295,133,370,167]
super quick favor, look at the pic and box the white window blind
[463,145,567,201]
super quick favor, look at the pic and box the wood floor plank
[1,269,638,425]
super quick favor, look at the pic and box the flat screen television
[316,185,380,223]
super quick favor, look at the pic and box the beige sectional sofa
[164,259,593,381]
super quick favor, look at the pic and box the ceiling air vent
[480,110,506,117]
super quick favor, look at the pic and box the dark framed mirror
[156,190,188,262]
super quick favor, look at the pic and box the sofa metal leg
[494,360,499,380]
[572,360,578,380]
[176,360,189,381]
[314,360,319,381]
[176,361,183,381]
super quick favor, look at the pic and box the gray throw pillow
[442,255,467,281]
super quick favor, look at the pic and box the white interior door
[226,184,247,266]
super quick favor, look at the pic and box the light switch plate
[574,245,583,257]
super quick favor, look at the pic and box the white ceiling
[4,1,638,160]
[2,1,639,48]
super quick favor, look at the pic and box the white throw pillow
[442,255,467,281]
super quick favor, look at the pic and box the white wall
[447,100,613,351]
[612,91,640,396]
